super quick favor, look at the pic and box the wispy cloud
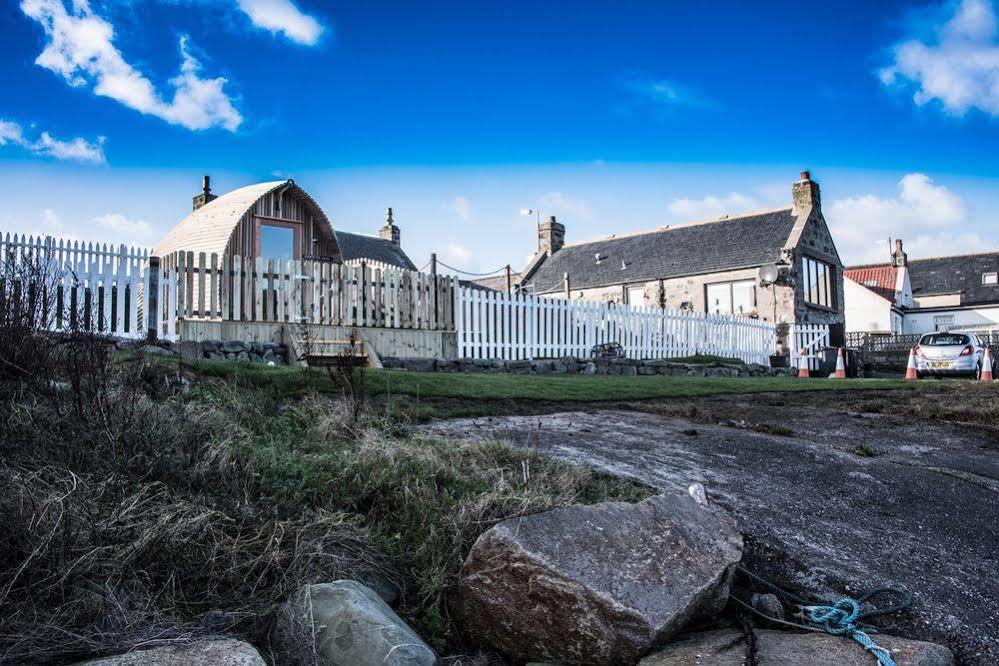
[20,0,243,131]
[619,72,716,110]
[93,213,157,244]
[880,0,999,116]
[0,118,106,164]
[538,191,591,219]
[235,0,324,46]
[447,195,472,220]
[666,192,770,222]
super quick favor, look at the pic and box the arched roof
[154,179,341,260]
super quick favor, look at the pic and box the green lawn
[189,360,914,402]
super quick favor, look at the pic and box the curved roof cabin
[155,178,344,264]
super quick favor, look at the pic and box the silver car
[914,331,994,379]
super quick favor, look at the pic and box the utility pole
[505,264,512,294]
[430,253,438,323]
[564,272,571,299]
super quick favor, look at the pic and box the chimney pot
[800,170,810,181]
[193,174,217,211]
[380,207,400,246]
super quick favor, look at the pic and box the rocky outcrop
[75,639,265,665]
[278,580,436,666]
[455,493,743,665]
[639,628,954,665]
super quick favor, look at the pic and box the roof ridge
[560,206,794,249]
[907,251,999,263]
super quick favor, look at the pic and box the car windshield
[921,333,970,346]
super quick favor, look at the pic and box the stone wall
[136,339,289,365]
[382,355,797,378]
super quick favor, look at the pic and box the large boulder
[640,628,954,665]
[278,580,436,666]
[455,493,743,665]
[75,639,265,665]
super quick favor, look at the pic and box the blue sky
[2,0,999,273]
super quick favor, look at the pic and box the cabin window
[259,223,296,260]
[983,272,998,286]
[706,280,755,315]
[802,256,836,308]
[627,286,645,306]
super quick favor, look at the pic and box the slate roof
[522,209,798,293]
[844,265,897,302]
[907,253,999,307]
[335,231,417,271]
[472,272,520,292]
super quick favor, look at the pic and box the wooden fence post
[146,255,160,340]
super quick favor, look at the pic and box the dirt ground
[423,386,999,665]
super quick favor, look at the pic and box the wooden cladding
[159,251,455,338]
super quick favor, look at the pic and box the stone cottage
[515,172,846,343]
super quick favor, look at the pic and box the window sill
[804,302,838,313]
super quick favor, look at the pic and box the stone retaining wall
[132,340,289,365]
[383,356,797,378]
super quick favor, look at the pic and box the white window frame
[802,256,836,308]
[705,279,756,315]
[933,314,955,332]
[983,272,998,285]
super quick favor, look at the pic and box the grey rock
[75,639,265,665]
[583,361,598,375]
[278,580,436,666]
[637,366,657,375]
[400,358,435,372]
[250,342,264,355]
[262,349,276,362]
[236,351,248,361]
[621,364,638,376]
[533,360,554,375]
[686,365,707,377]
[472,358,493,368]
[224,352,236,360]
[455,493,743,665]
[222,340,244,354]
[139,344,175,357]
[201,339,221,353]
[207,351,224,360]
[249,353,263,363]
[380,356,403,369]
[640,628,953,666]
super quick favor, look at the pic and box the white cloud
[0,118,106,164]
[0,120,26,146]
[20,0,242,131]
[538,192,590,219]
[666,192,766,222]
[93,213,156,244]
[880,0,999,116]
[33,131,106,164]
[826,173,976,263]
[236,0,324,46]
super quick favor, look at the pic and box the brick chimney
[192,175,217,211]
[791,170,820,216]
[892,238,908,267]
[538,215,565,255]
[380,207,400,246]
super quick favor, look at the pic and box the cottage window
[627,286,645,306]
[802,256,835,308]
[983,272,998,285]
[259,223,297,260]
[933,315,955,332]
[706,280,755,315]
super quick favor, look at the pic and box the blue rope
[805,599,895,666]
[736,566,912,666]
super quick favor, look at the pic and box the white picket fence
[158,251,456,340]
[455,287,779,364]
[790,323,831,371]
[1,233,150,339]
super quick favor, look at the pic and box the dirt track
[424,390,999,664]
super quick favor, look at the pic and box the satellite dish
[759,264,779,285]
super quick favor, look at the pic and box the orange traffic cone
[831,347,847,379]
[981,347,994,382]
[797,351,810,378]
[904,348,918,381]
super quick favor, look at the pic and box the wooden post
[563,272,571,299]
[430,252,438,328]
[505,264,512,294]
[146,255,160,340]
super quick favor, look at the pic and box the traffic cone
[831,347,847,379]
[904,348,918,381]
[797,351,810,378]
[981,348,994,382]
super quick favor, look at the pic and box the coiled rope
[734,565,913,666]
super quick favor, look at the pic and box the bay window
[802,256,836,308]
